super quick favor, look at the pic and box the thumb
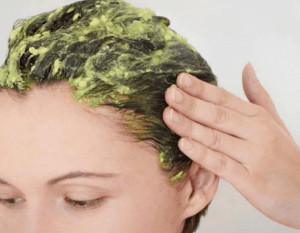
[242,63,291,136]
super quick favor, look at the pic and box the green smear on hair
[168,170,188,186]
[0,0,218,186]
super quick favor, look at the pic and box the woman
[0,0,219,232]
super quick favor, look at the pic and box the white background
[0,0,299,232]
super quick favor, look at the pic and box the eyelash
[0,198,23,209]
[0,197,105,210]
[64,196,105,210]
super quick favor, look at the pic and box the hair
[0,0,218,232]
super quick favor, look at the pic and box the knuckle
[185,97,197,115]
[217,88,229,105]
[185,119,194,139]
[197,81,205,96]
[214,155,228,174]
[213,107,227,125]
[249,105,263,117]
[253,105,271,119]
[254,105,266,116]
[200,145,209,161]
[210,129,222,150]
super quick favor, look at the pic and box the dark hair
[0,0,218,232]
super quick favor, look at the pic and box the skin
[0,81,219,233]
[163,63,300,229]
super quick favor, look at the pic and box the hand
[163,63,300,229]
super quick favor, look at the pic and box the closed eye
[64,196,105,210]
[0,198,23,208]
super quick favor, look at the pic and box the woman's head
[0,0,219,232]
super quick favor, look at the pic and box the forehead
[0,82,159,186]
[0,81,125,137]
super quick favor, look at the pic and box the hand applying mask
[163,63,300,229]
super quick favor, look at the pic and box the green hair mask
[0,0,218,186]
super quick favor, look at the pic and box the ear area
[181,161,220,219]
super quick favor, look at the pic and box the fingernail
[181,138,193,150]
[171,87,183,103]
[170,108,181,122]
[179,73,192,87]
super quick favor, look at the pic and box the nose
[22,202,58,233]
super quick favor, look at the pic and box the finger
[242,63,292,136]
[165,86,254,139]
[242,63,277,114]
[178,137,249,186]
[163,106,251,164]
[176,72,259,117]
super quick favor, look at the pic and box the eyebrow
[0,171,119,187]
